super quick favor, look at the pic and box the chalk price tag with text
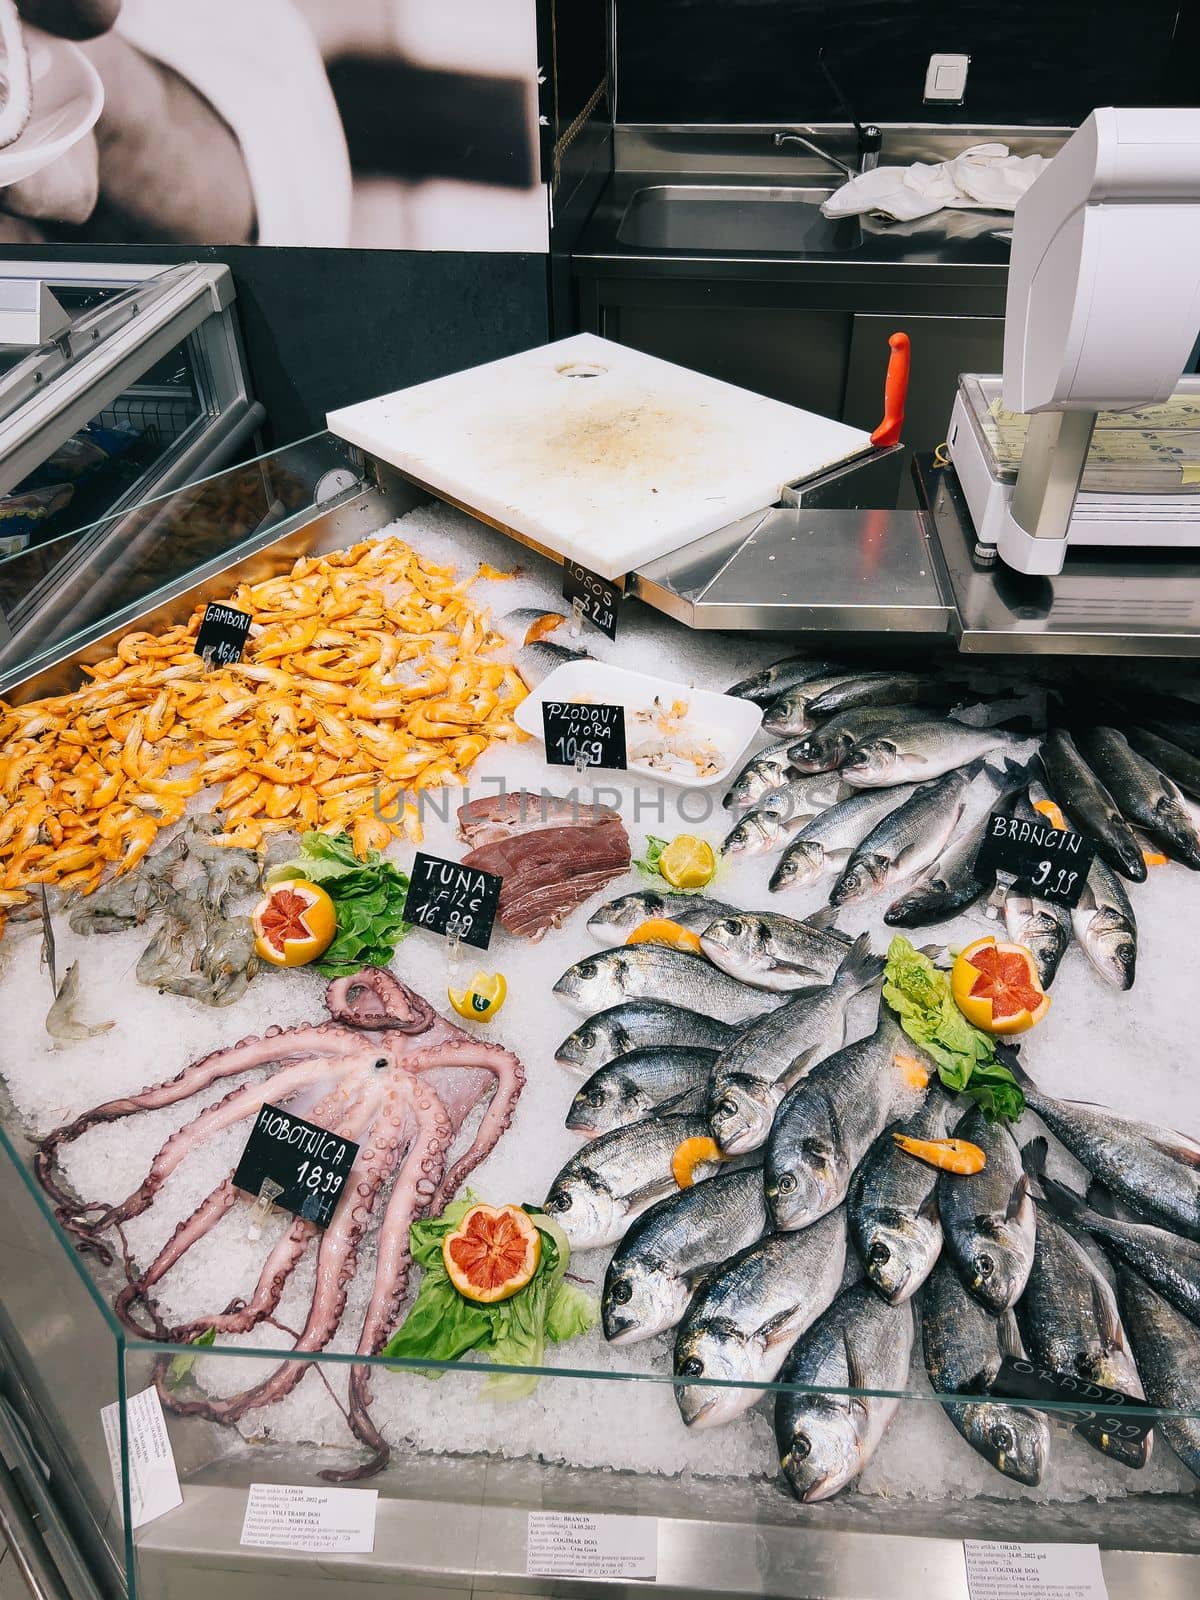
[990,1356,1154,1451]
[232,1103,360,1228]
[974,811,1095,908]
[195,602,252,667]
[402,851,503,951]
[542,701,627,770]
[963,1540,1109,1600]
[562,558,622,640]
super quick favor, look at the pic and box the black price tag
[991,1356,1154,1450]
[562,559,622,640]
[195,602,252,667]
[973,810,1095,908]
[541,701,627,770]
[232,1103,360,1229]
[402,851,502,951]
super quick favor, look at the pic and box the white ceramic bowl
[0,26,104,190]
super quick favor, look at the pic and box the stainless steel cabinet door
[843,312,1004,457]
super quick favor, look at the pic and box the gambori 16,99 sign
[974,811,1096,909]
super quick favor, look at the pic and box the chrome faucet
[774,48,883,180]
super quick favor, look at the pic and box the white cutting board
[327,334,872,581]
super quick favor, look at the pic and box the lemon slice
[448,969,507,1021]
[658,834,715,889]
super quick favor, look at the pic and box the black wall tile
[616,0,1190,126]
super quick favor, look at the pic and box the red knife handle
[870,331,910,448]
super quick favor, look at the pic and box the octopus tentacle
[34,1021,374,1227]
[404,1038,526,1209]
[157,1073,426,1425]
[116,1074,384,1341]
[324,967,436,1035]
[325,1074,452,1482]
[87,1049,387,1238]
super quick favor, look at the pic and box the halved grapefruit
[251,879,336,967]
[442,1203,541,1303]
[951,935,1050,1036]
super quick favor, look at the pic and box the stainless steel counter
[574,124,1067,282]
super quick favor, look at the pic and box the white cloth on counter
[820,143,1049,223]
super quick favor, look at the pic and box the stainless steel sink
[616,184,862,254]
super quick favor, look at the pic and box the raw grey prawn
[33,967,525,1481]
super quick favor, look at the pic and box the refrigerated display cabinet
[0,259,266,681]
[1,440,1199,1600]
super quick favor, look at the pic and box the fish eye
[545,1192,571,1213]
[680,1357,704,1378]
[975,1252,995,1280]
[718,1098,738,1119]
[718,918,741,936]
[579,1027,595,1048]
[588,1088,607,1107]
[778,1172,798,1195]
[868,1241,891,1266]
[374,1057,388,1070]
[989,1422,1016,1455]
[610,1280,632,1305]
[789,1434,812,1462]
[577,961,597,980]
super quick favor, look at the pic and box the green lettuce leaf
[270,831,413,975]
[632,836,668,880]
[882,937,1024,1122]
[165,1325,216,1389]
[382,1195,598,1397]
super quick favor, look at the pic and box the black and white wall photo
[0,0,547,250]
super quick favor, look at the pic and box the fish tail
[835,930,885,994]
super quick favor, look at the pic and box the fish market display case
[0,259,267,679]
[1,442,1199,1600]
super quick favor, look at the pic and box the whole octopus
[34,967,525,1479]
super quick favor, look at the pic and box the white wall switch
[923,52,970,104]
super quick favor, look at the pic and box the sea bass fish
[723,741,800,811]
[761,674,874,738]
[1006,1061,1200,1239]
[1078,725,1200,869]
[554,1001,742,1072]
[554,945,782,1025]
[1070,856,1137,990]
[602,1167,767,1345]
[787,706,927,773]
[708,934,882,1156]
[727,656,849,707]
[830,768,974,907]
[543,1112,712,1250]
[848,1091,953,1303]
[566,1046,721,1136]
[587,890,742,941]
[1016,1208,1150,1468]
[699,910,851,992]
[804,671,947,720]
[721,773,848,857]
[937,1108,1035,1314]
[673,1209,847,1428]
[841,720,1031,787]
[1005,885,1072,988]
[921,1258,1049,1486]
[765,1011,930,1231]
[1115,1269,1200,1479]
[1039,728,1146,882]
[1124,726,1200,801]
[770,785,918,894]
[884,764,1027,928]
[720,806,803,859]
[775,1284,914,1502]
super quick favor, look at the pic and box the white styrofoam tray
[327,333,872,581]
[513,659,763,789]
